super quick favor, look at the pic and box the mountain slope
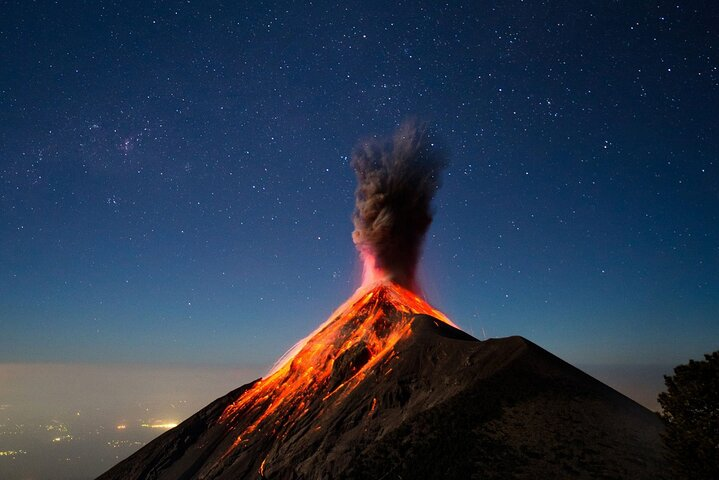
[98,285,668,479]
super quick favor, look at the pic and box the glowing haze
[351,121,447,292]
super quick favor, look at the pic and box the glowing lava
[218,280,456,455]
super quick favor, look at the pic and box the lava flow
[218,280,455,453]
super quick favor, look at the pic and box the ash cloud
[351,121,447,291]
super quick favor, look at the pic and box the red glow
[360,251,386,287]
[218,280,457,460]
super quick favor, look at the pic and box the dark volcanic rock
[327,341,372,391]
[98,314,668,480]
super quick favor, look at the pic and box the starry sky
[1,1,717,370]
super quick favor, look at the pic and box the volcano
[97,281,668,480]
[99,124,668,478]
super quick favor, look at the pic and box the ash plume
[351,121,447,292]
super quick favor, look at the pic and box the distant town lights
[140,422,178,429]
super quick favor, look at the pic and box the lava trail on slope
[214,281,453,472]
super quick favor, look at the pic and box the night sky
[2,1,717,370]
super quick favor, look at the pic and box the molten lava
[218,280,455,455]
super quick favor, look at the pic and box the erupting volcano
[99,123,669,480]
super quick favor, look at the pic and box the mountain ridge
[98,286,668,479]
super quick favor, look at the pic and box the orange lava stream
[218,280,455,456]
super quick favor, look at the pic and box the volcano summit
[98,124,668,479]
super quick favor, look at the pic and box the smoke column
[351,121,447,292]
